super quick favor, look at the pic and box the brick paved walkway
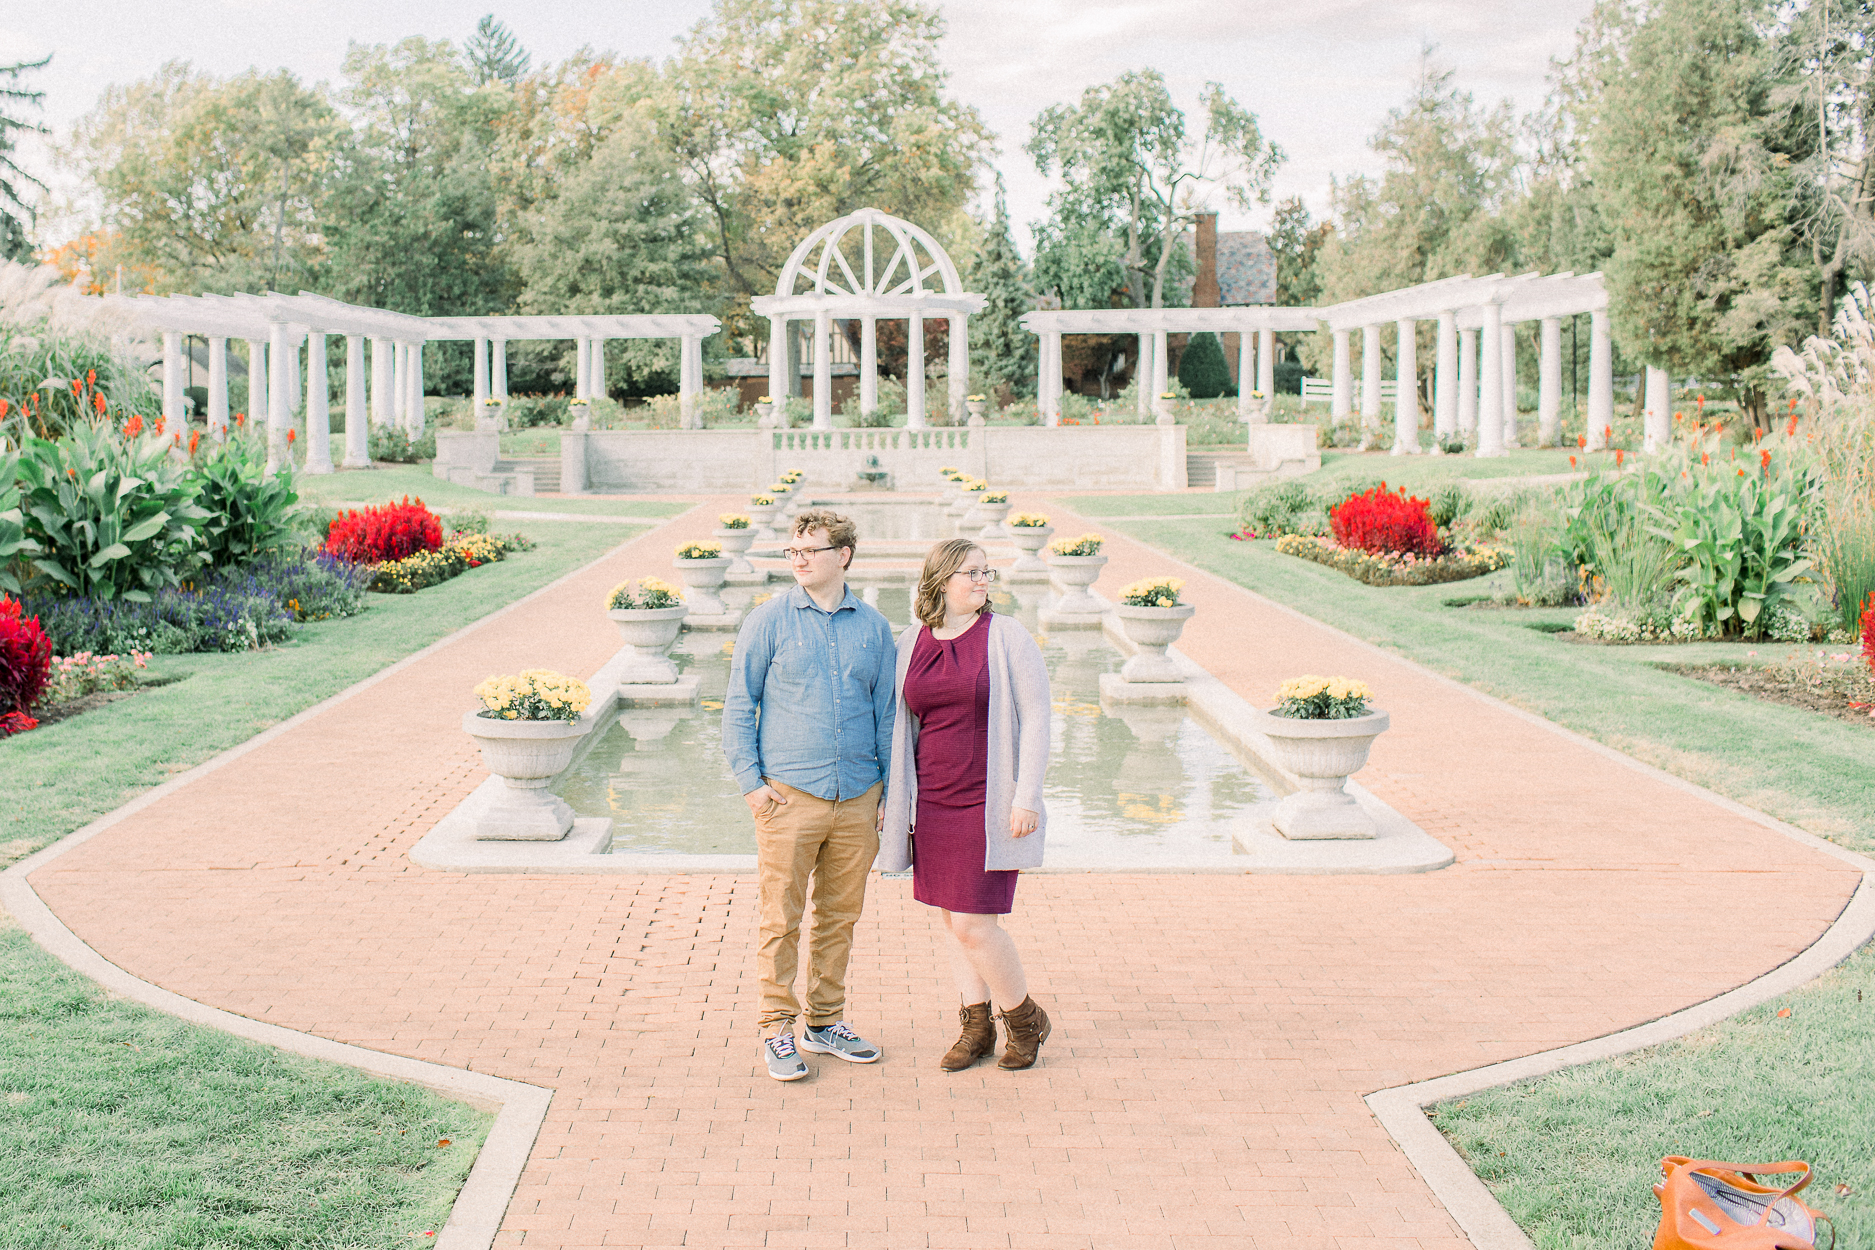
[27,495,1860,1250]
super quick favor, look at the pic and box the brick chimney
[1193,212,1220,308]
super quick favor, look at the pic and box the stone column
[591,339,607,404]
[948,313,969,425]
[408,341,426,437]
[1393,318,1420,454]
[1237,329,1256,420]
[1644,365,1672,454]
[1502,324,1520,449]
[767,318,789,415]
[1478,304,1504,458]
[1152,328,1170,399]
[344,335,369,468]
[1434,311,1457,445]
[369,337,389,427]
[245,338,268,430]
[472,336,489,410]
[1257,327,1275,399]
[1458,327,1478,433]
[207,336,229,440]
[303,331,333,474]
[1360,324,1382,446]
[161,331,183,428]
[390,340,407,429]
[1538,316,1563,447]
[1135,332,1152,417]
[575,338,590,402]
[906,313,927,428]
[680,333,702,429]
[1587,309,1613,451]
[267,322,291,472]
[1042,330,1062,426]
[1331,327,1352,419]
[812,310,833,429]
[284,336,302,417]
[860,317,878,417]
[785,322,803,398]
[493,339,508,399]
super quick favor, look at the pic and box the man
[722,508,896,1081]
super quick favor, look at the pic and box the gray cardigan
[879,612,1052,873]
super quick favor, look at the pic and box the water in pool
[554,583,1276,867]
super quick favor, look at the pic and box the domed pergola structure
[751,208,984,429]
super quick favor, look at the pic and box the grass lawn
[1432,940,1874,1249]
[292,463,690,518]
[1094,475,1873,1248]
[1064,448,1591,520]
[0,913,491,1250]
[0,517,658,1246]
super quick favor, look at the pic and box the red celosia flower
[1328,482,1444,558]
[1861,593,1875,679]
[0,710,37,737]
[0,595,53,723]
[322,496,444,564]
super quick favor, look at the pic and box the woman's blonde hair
[915,539,992,629]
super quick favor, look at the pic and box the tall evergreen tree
[1,54,51,261]
[965,178,1032,397]
[466,16,531,86]
[1177,331,1231,398]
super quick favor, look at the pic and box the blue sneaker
[762,1031,808,1081]
[800,1020,881,1063]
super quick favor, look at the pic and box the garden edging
[0,510,696,1250]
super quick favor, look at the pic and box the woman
[881,538,1053,1071]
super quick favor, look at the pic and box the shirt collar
[786,582,859,614]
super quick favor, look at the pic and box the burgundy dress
[904,612,1019,914]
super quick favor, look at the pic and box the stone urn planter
[1154,392,1178,425]
[1046,553,1108,615]
[1256,709,1391,840]
[754,399,778,429]
[607,604,690,684]
[974,500,1012,540]
[1115,604,1196,683]
[461,712,585,840]
[1006,524,1054,573]
[674,555,732,616]
[747,500,782,541]
[568,398,592,431]
[477,398,505,431]
[965,396,988,426]
[715,526,757,577]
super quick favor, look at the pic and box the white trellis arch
[750,207,985,429]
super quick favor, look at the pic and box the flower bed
[1275,534,1508,586]
[367,532,529,594]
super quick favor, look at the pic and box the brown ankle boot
[995,996,1050,1070]
[940,1002,996,1071]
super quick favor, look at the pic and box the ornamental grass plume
[473,669,591,723]
[1119,577,1183,608]
[606,577,683,610]
[1273,674,1374,719]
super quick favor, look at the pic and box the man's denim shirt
[722,584,896,801]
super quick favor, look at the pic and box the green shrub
[1428,484,1467,528]
[1177,332,1232,399]
[14,422,210,601]
[0,449,41,595]
[1238,480,1325,538]
[1652,441,1813,638]
[368,425,436,463]
[504,395,571,428]
[190,434,299,568]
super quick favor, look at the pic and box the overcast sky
[3,0,1594,253]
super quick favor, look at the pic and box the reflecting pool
[555,583,1277,868]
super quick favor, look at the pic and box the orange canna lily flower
[1577,434,1586,449]
[1569,455,1577,468]
[1615,449,1625,468]
[287,429,296,443]
[86,369,96,385]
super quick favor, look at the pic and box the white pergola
[1020,307,1322,427]
[424,314,721,428]
[751,208,985,429]
[128,291,435,473]
[1318,271,1615,457]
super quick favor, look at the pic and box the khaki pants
[753,778,881,1035]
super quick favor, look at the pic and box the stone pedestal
[1256,709,1390,839]
[462,712,585,841]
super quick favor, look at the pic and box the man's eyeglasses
[781,545,840,562]
[951,567,999,583]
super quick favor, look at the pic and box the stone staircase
[508,457,560,494]
[1185,449,1260,490]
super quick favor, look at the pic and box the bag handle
[1663,1158,1815,1223]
